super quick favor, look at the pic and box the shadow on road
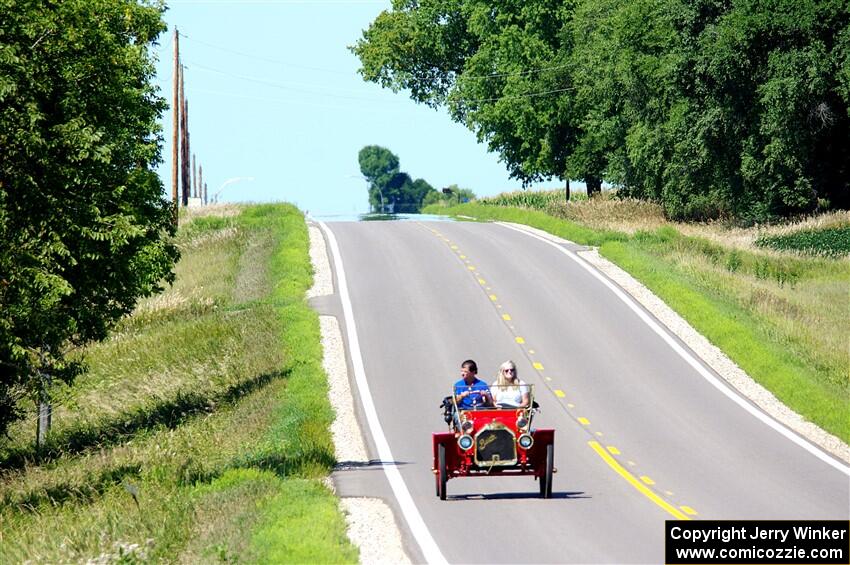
[446,490,588,501]
[334,459,409,471]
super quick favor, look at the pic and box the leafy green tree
[422,184,476,207]
[0,0,179,437]
[358,145,400,211]
[358,145,437,212]
[352,1,599,196]
[355,0,850,220]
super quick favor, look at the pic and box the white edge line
[498,221,850,476]
[319,222,449,565]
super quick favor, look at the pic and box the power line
[184,60,407,103]
[179,32,571,81]
[184,59,572,105]
[456,85,575,104]
[189,87,413,114]
[179,32,351,75]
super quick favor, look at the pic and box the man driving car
[453,359,492,409]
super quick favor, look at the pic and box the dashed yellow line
[588,442,689,521]
[442,231,690,522]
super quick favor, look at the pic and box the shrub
[756,226,850,257]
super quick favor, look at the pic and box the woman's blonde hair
[494,360,519,388]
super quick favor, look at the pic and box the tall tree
[358,145,437,212]
[358,145,399,211]
[0,0,179,437]
[355,0,850,220]
[352,1,601,195]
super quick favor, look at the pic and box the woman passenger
[491,360,530,408]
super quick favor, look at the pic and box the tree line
[0,0,177,438]
[352,0,850,221]
[358,145,474,212]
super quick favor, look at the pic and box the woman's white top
[491,380,529,407]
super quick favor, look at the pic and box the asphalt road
[319,219,849,564]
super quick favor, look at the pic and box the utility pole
[204,182,208,205]
[171,27,180,226]
[180,66,190,207]
[192,153,197,200]
[198,165,204,205]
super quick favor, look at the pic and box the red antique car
[431,384,555,499]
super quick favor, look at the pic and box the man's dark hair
[461,359,477,373]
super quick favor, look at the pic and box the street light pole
[349,174,384,213]
[212,176,255,203]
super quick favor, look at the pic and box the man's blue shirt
[454,377,490,409]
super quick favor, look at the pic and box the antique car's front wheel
[539,443,554,499]
[438,443,448,500]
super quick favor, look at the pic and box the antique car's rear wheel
[438,443,448,500]
[540,443,554,499]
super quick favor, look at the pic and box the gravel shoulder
[308,223,412,565]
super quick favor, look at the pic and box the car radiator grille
[475,428,517,466]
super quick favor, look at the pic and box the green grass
[0,204,357,563]
[425,202,850,443]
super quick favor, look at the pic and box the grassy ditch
[0,204,357,563]
[425,200,850,444]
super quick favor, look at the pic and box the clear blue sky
[154,0,567,214]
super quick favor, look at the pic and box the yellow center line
[589,441,689,521]
[445,231,690,522]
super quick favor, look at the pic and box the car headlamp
[458,434,474,451]
[516,416,529,430]
[517,433,533,449]
[461,420,473,433]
